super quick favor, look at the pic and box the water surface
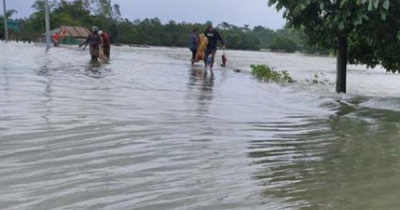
[1,43,400,210]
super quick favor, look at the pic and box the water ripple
[2,43,400,210]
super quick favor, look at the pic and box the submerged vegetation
[251,64,294,83]
[251,65,335,86]
[0,0,326,53]
[306,73,334,86]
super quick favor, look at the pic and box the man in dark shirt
[204,25,225,69]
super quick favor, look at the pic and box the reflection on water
[188,67,215,91]
[1,42,400,210]
[188,68,214,115]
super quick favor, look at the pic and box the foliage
[270,35,297,52]
[0,18,3,40]
[268,0,400,72]
[306,73,334,86]
[1,0,326,54]
[0,10,18,40]
[4,10,18,18]
[251,64,294,83]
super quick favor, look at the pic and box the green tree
[90,0,112,18]
[0,17,4,40]
[53,0,91,25]
[5,9,18,18]
[270,35,297,53]
[13,0,338,54]
[0,9,18,40]
[268,0,400,93]
[116,19,138,44]
[253,26,276,49]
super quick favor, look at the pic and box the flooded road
[1,42,400,210]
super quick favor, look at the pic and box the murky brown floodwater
[1,42,400,210]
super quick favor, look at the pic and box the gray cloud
[2,0,286,29]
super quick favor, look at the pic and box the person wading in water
[52,32,60,47]
[204,24,225,70]
[189,29,199,66]
[79,26,103,62]
[98,30,111,59]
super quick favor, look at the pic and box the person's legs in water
[90,46,100,62]
[90,48,99,61]
[209,49,217,69]
[90,46,95,61]
[204,49,212,68]
[191,49,197,65]
[104,45,111,59]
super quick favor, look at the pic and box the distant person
[204,25,225,69]
[52,32,60,47]
[189,29,199,65]
[79,27,103,61]
[98,30,111,59]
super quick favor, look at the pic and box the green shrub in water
[251,64,294,83]
[306,72,334,85]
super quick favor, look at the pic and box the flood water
[1,42,400,210]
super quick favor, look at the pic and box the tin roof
[43,26,91,38]
[60,26,90,38]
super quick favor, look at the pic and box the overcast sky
[1,0,286,29]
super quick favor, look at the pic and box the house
[40,26,91,45]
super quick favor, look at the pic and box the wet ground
[1,42,400,210]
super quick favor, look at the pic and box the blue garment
[207,57,212,65]
[189,33,198,51]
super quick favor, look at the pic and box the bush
[251,64,294,83]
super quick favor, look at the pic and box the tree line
[0,0,327,54]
